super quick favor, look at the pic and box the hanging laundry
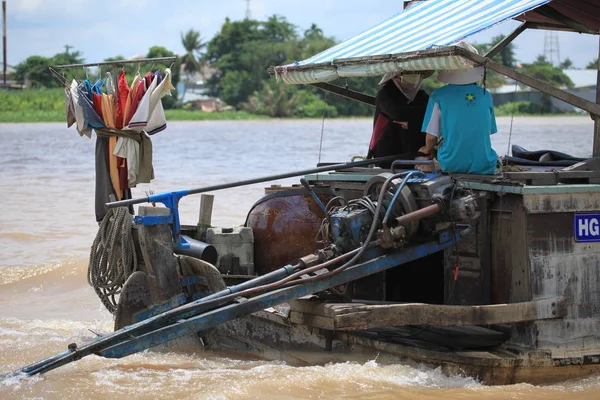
[115,70,130,129]
[106,72,116,95]
[77,81,105,130]
[128,74,159,130]
[69,79,92,138]
[124,75,147,126]
[113,136,140,187]
[64,86,76,128]
[100,94,116,129]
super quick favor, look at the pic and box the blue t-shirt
[421,83,498,175]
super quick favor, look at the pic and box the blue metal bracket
[132,190,190,249]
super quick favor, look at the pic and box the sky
[3,0,599,69]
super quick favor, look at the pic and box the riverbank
[0,88,583,122]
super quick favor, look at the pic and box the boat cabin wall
[489,188,600,356]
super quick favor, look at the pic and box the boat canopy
[271,0,599,85]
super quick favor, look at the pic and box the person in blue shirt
[419,67,498,175]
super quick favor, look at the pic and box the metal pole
[2,0,6,85]
[53,56,177,70]
[106,154,410,209]
[594,37,600,157]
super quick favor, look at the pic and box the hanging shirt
[106,72,116,95]
[422,83,498,175]
[64,87,76,128]
[113,137,140,188]
[149,68,175,114]
[128,75,159,130]
[70,79,92,138]
[100,94,116,129]
[77,82,105,130]
[124,76,147,126]
[115,70,130,129]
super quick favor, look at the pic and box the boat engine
[327,172,478,255]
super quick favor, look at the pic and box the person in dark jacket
[367,71,431,168]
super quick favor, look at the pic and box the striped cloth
[275,0,550,84]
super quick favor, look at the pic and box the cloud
[4,0,598,70]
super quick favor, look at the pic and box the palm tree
[180,29,206,80]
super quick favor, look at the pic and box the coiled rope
[88,207,138,313]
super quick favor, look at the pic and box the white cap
[438,66,485,85]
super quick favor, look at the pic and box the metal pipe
[54,56,177,70]
[395,203,441,226]
[594,36,600,157]
[2,0,6,85]
[106,154,408,208]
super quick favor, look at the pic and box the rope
[88,207,138,313]
[316,92,329,181]
[506,78,519,157]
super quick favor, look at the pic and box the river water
[1,118,599,399]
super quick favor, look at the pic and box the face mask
[401,74,421,85]
[392,74,423,102]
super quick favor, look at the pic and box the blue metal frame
[99,232,461,358]
[132,190,190,249]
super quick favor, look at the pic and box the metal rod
[485,22,527,60]
[2,0,6,85]
[106,154,407,208]
[54,56,177,70]
[310,82,376,106]
[594,37,600,157]
[395,203,441,226]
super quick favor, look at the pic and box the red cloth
[118,157,128,191]
[115,70,130,129]
[92,93,104,120]
[369,113,390,151]
[124,78,147,126]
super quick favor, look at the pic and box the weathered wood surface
[226,307,600,385]
[523,192,600,213]
[287,297,566,331]
[503,170,600,186]
[137,206,182,300]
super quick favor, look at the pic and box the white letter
[591,219,599,236]
[579,219,589,237]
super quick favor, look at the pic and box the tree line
[11,15,594,117]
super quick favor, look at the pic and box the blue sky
[4,0,598,68]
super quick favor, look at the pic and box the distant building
[0,65,24,89]
[491,69,597,113]
[178,63,230,111]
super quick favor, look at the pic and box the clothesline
[53,56,177,70]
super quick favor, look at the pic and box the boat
[9,0,600,385]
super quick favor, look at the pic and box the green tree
[180,29,206,78]
[203,16,302,106]
[521,56,574,113]
[14,56,56,88]
[587,58,598,69]
[559,58,574,69]
[521,56,574,89]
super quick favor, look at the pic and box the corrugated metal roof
[298,0,550,66]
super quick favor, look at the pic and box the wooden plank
[332,298,566,331]
[485,22,528,59]
[289,310,336,330]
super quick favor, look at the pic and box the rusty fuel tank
[245,184,334,275]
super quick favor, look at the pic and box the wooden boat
[11,0,600,385]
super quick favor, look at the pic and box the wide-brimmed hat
[378,70,434,85]
[437,66,484,85]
